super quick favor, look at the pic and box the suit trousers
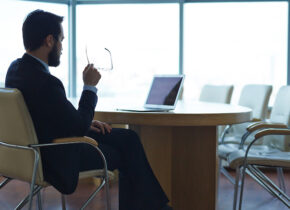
[80,128,169,210]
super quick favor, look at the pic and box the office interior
[0,0,290,209]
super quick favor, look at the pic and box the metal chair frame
[232,128,290,210]
[0,177,12,188]
[218,125,286,190]
[0,140,111,210]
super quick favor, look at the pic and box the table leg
[130,125,218,210]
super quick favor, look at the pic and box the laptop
[117,75,184,112]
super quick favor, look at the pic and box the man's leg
[81,128,169,210]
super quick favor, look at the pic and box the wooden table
[91,99,252,210]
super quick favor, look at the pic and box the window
[76,4,179,102]
[1,0,288,103]
[183,2,288,104]
[0,0,68,90]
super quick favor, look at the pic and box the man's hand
[83,64,101,86]
[90,120,112,135]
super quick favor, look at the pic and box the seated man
[5,9,172,210]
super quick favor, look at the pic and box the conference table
[73,98,252,210]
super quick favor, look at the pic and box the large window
[0,0,288,104]
[183,2,288,104]
[77,4,179,102]
[0,0,68,90]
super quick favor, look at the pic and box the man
[5,10,172,210]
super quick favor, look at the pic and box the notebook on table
[117,75,184,112]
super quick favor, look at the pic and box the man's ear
[44,35,55,48]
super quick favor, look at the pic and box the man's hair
[22,9,63,51]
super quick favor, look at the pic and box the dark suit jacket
[5,53,97,194]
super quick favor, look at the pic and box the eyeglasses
[85,46,113,71]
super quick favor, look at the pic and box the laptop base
[116,107,172,112]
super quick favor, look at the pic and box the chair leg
[247,166,278,197]
[28,149,40,210]
[37,191,43,210]
[238,166,247,210]
[79,174,111,210]
[217,158,222,196]
[233,167,240,210]
[15,186,42,210]
[277,167,286,193]
[81,178,106,210]
[61,194,66,210]
[104,175,111,210]
[249,165,290,205]
[0,177,12,189]
[221,166,236,185]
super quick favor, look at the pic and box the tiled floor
[0,169,289,209]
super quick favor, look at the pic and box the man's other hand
[90,120,112,135]
[83,64,101,86]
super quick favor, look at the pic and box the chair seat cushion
[227,148,290,169]
[218,143,270,159]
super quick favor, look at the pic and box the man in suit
[5,10,172,210]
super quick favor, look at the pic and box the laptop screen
[145,75,184,108]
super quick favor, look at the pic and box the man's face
[48,24,64,67]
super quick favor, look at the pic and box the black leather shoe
[161,204,173,210]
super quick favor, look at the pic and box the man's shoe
[161,204,173,210]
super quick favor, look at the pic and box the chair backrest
[0,88,44,184]
[238,84,272,120]
[265,86,290,151]
[199,84,234,104]
[270,86,290,125]
[230,84,272,140]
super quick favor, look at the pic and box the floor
[0,169,289,210]
[217,169,290,210]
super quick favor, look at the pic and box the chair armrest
[29,137,109,178]
[247,122,288,133]
[255,128,290,140]
[29,136,99,148]
[240,128,290,163]
[218,125,232,144]
[52,136,98,147]
[238,122,287,149]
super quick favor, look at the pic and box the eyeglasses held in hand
[85,47,113,71]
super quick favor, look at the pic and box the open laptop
[117,75,184,112]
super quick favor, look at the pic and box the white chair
[228,128,290,210]
[222,85,290,209]
[218,84,273,184]
[199,84,234,137]
[199,84,234,104]
[0,88,112,210]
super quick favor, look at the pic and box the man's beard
[48,43,60,67]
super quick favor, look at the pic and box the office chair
[0,88,112,210]
[199,84,234,137]
[220,85,290,209]
[218,84,272,184]
[199,84,234,104]
[228,128,290,210]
